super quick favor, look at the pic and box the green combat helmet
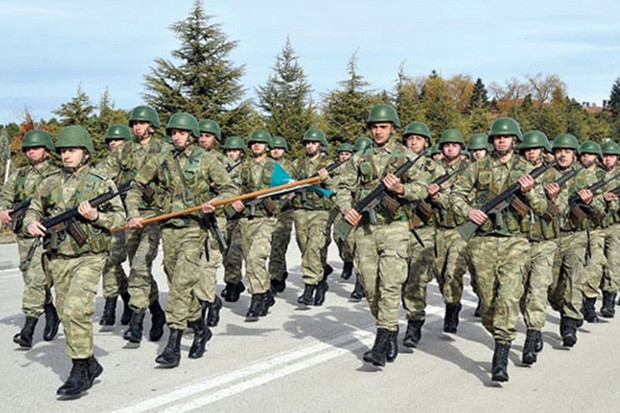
[438,129,466,148]
[248,129,272,148]
[402,122,432,145]
[602,140,620,156]
[302,128,326,143]
[198,119,222,143]
[427,144,440,157]
[128,105,160,128]
[366,104,400,128]
[55,125,95,154]
[223,136,246,152]
[520,130,551,152]
[271,136,289,152]
[105,124,132,142]
[353,136,373,153]
[488,117,523,142]
[337,143,354,154]
[22,130,54,151]
[552,133,580,153]
[468,133,489,150]
[579,140,602,159]
[166,112,200,138]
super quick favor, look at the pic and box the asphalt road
[1,238,619,413]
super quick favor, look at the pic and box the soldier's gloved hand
[78,200,98,221]
[27,221,47,237]
[202,200,216,214]
[383,173,404,195]
[232,200,245,212]
[0,209,12,224]
[518,174,534,193]
[468,209,488,225]
[578,189,593,205]
[128,217,144,229]
[343,208,361,227]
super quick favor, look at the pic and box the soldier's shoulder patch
[88,169,107,182]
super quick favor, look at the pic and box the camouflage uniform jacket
[334,139,429,225]
[450,153,547,237]
[431,157,469,228]
[290,154,334,211]
[238,155,281,218]
[125,143,237,229]
[23,165,126,257]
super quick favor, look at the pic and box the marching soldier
[25,126,126,398]
[0,130,60,349]
[333,143,355,281]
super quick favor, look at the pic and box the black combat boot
[260,290,275,317]
[313,277,329,306]
[43,302,60,341]
[13,316,38,348]
[149,300,166,341]
[534,331,544,353]
[491,341,510,382]
[120,292,133,325]
[600,291,616,318]
[341,261,354,280]
[443,303,462,334]
[522,329,540,365]
[363,328,391,367]
[123,310,145,343]
[222,281,245,302]
[402,319,424,348]
[350,276,365,301]
[99,296,117,326]
[386,327,399,363]
[560,315,578,347]
[56,357,102,398]
[323,264,334,278]
[246,294,264,322]
[155,328,183,368]
[297,284,316,306]
[188,319,212,359]
[581,297,599,323]
[86,356,103,387]
[270,272,288,294]
[207,296,223,327]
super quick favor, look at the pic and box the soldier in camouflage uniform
[429,129,470,335]
[292,128,334,307]
[547,133,605,348]
[268,135,294,294]
[599,141,620,317]
[0,130,60,349]
[335,104,429,367]
[221,136,247,302]
[578,141,606,323]
[96,105,166,345]
[97,124,132,328]
[194,119,228,327]
[450,118,547,382]
[125,113,236,367]
[518,131,559,365]
[231,129,279,321]
[333,143,355,281]
[400,121,445,348]
[25,125,126,398]
[468,133,491,162]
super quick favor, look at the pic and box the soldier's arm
[88,179,127,231]
[333,154,357,213]
[0,170,18,210]
[448,162,478,219]
[125,153,160,218]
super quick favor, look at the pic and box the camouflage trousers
[17,237,52,318]
[601,224,620,293]
[548,231,587,320]
[161,225,205,330]
[293,209,331,285]
[224,218,243,285]
[468,235,529,344]
[49,254,105,359]
[520,239,557,331]
[126,223,161,311]
[194,216,227,304]
[581,229,606,299]
[269,209,293,282]
[240,216,277,294]
[432,227,468,305]
[101,230,128,298]
[355,221,410,331]
[402,226,436,321]
[333,213,355,263]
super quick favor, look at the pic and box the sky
[1,0,619,125]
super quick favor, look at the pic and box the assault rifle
[413,162,469,224]
[226,159,244,173]
[8,199,31,232]
[457,159,558,242]
[333,154,424,241]
[568,171,620,222]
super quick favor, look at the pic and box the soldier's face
[523,147,543,164]
[170,128,191,149]
[603,154,618,169]
[132,121,150,139]
[441,143,462,160]
[199,132,217,151]
[305,141,321,156]
[406,135,427,154]
[554,148,575,167]
[250,142,267,156]
[492,135,514,153]
[270,148,285,159]
[24,146,47,164]
[580,153,598,166]
[471,149,487,161]
[338,151,352,162]
[60,147,86,168]
[370,123,392,147]
[107,139,124,151]
[226,149,243,162]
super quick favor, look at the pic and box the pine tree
[393,66,424,126]
[419,73,460,139]
[52,84,96,128]
[256,37,316,156]
[468,78,489,112]
[609,77,620,119]
[143,0,255,137]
